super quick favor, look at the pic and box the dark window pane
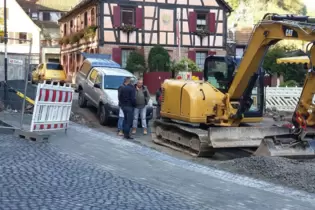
[46,63,64,70]
[121,9,134,25]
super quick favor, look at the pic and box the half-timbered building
[59,0,232,80]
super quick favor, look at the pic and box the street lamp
[3,0,8,101]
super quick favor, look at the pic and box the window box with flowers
[59,36,70,45]
[84,25,98,39]
[194,28,210,39]
[119,24,136,34]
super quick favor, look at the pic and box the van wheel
[99,104,109,126]
[78,90,87,108]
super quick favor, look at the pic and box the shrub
[125,51,146,73]
[280,80,298,87]
[170,57,202,72]
[148,46,170,72]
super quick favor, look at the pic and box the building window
[18,32,27,44]
[121,8,135,25]
[196,52,207,69]
[84,12,88,27]
[196,13,207,30]
[121,49,134,68]
[42,12,50,21]
[91,8,95,25]
[31,12,38,20]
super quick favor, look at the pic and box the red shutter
[112,48,122,64]
[188,12,197,33]
[135,8,143,28]
[113,6,121,27]
[208,50,216,56]
[188,50,196,62]
[208,13,216,33]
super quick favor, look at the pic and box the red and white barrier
[30,81,74,132]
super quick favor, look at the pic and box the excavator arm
[228,14,315,123]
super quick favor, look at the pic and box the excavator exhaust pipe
[208,127,290,148]
[254,132,315,158]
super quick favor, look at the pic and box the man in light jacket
[131,78,150,135]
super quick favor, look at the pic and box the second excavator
[152,13,315,158]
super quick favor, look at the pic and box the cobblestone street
[1,123,315,209]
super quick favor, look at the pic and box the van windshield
[46,63,63,70]
[103,75,136,89]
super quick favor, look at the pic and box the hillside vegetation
[226,0,307,28]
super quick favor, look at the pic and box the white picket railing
[251,86,303,112]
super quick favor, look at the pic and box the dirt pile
[218,156,315,193]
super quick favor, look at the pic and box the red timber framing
[101,0,231,49]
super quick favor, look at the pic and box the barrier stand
[14,81,74,141]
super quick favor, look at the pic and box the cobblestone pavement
[1,123,315,209]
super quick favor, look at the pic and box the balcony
[60,25,98,49]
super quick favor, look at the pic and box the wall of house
[59,4,98,76]
[100,0,227,68]
[0,0,41,64]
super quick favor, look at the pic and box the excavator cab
[203,55,264,120]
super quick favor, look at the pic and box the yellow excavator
[152,13,315,158]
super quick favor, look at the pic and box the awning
[81,52,111,60]
[276,56,309,65]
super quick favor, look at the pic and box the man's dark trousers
[122,106,134,138]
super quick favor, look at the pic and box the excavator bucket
[208,126,291,148]
[254,131,315,157]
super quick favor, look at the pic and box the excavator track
[151,119,216,157]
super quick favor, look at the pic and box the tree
[262,44,305,85]
[226,0,306,28]
[148,46,170,72]
[125,51,146,73]
[170,58,202,73]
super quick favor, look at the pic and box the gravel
[217,156,315,193]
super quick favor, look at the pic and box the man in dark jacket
[119,77,136,139]
[117,79,127,136]
[155,84,163,119]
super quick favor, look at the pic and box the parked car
[32,62,67,84]
[75,54,153,125]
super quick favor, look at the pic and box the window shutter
[135,8,143,29]
[113,6,121,27]
[112,48,122,64]
[207,13,216,33]
[208,50,216,56]
[188,12,197,33]
[188,50,196,62]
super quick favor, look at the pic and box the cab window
[88,69,98,82]
[205,58,233,91]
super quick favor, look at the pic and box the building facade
[59,0,232,81]
[17,0,80,64]
[0,0,41,80]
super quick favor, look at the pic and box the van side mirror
[94,83,101,88]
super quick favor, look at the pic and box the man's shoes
[143,128,147,135]
[131,128,137,134]
[124,136,134,140]
[118,131,124,136]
